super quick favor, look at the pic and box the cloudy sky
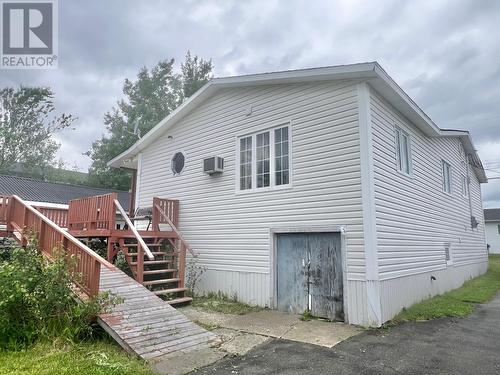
[1,0,499,206]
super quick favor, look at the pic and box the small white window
[442,160,452,194]
[237,124,290,191]
[461,174,468,197]
[395,127,411,175]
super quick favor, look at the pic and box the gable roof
[108,62,487,183]
[0,174,130,207]
[484,209,500,222]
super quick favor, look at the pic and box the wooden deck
[98,266,220,360]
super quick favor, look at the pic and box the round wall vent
[171,152,185,175]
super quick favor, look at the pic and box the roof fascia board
[213,62,378,87]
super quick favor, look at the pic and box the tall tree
[0,87,75,177]
[181,51,213,98]
[87,52,213,190]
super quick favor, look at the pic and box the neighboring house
[109,62,488,326]
[484,209,500,254]
[0,174,130,209]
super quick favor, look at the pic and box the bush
[0,241,117,350]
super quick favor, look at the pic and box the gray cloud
[0,0,499,205]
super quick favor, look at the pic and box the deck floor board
[98,267,220,359]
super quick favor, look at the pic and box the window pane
[282,170,289,185]
[275,141,282,157]
[276,172,282,185]
[402,134,410,173]
[275,128,282,143]
[442,161,451,193]
[281,127,288,140]
[282,141,289,156]
[257,175,263,188]
[239,136,252,190]
[275,127,290,186]
[395,128,411,174]
[275,157,281,171]
[256,131,270,188]
[282,156,289,171]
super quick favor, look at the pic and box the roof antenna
[133,120,141,139]
[122,120,141,139]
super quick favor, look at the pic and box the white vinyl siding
[370,89,487,281]
[137,81,366,307]
[442,160,452,194]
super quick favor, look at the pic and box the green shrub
[0,241,117,350]
[114,251,133,277]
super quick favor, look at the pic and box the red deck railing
[68,193,117,231]
[34,206,68,228]
[0,195,10,226]
[152,197,179,229]
[7,195,113,297]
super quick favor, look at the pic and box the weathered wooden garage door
[276,232,343,321]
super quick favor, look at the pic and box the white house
[109,62,488,326]
[484,209,500,254]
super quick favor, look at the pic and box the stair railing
[8,195,114,297]
[153,201,199,289]
[114,199,154,284]
[153,202,197,257]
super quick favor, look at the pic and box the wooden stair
[120,236,192,305]
[1,194,218,360]
[99,266,219,360]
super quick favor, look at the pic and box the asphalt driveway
[195,295,500,374]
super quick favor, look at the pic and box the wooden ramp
[98,266,220,360]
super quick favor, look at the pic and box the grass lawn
[0,339,154,375]
[392,254,500,323]
[192,292,262,315]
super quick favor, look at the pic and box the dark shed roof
[0,174,130,208]
[484,209,500,222]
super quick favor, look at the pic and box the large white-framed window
[237,124,291,192]
[395,126,412,175]
[442,160,452,194]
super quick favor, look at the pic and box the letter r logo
[2,2,53,54]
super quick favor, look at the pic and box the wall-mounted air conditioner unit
[203,156,224,175]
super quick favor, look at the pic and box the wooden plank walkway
[97,267,220,360]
